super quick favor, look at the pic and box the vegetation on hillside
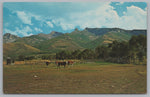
[55,34,146,65]
[3,28,147,64]
[3,42,41,60]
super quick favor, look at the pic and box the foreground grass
[3,62,147,94]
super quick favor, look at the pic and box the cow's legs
[57,63,61,69]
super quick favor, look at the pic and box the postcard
[3,2,147,94]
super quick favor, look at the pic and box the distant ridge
[3,27,147,58]
[4,31,63,46]
[37,31,63,39]
[85,27,146,36]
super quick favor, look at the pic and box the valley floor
[3,61,147,94]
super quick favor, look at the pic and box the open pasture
[3,61,146,94]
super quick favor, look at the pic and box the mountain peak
[4,33,19,38]
[72,28,80,34]
[50,31,60,35]
[49,31,63,36]
[3,33,20,43]
[37,33,45,35]
[75,28,79,31]
[50,31,57,34]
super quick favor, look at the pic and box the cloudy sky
[3,2,147,37]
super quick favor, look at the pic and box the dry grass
[3,61,147,94]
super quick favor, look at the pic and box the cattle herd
[6,57,76,68]
[46,60,74,68]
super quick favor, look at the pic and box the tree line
[16,34,146,65]
[56,34,146,65]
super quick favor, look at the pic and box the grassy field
[3,61,147,94]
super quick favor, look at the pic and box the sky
[3,2,147,37]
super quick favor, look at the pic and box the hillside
[3,42,40,59]
[13,31,63,46]
[86,29,132,48]
[67,28,99,48]
[36,28,146,50]
[34,34,84,53]
[3,33,20,43]
[3,28,147,58]
[33,28,99,51]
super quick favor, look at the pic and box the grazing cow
[45,62,50,66]
[6,57,11,65]
[68,60,74,66]
[56,61,67,68]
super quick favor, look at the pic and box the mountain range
[3,28,147,58]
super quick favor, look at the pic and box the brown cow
[68,60,74,65]
[67,60,74,67]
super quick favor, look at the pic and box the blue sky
[3,2,147,37]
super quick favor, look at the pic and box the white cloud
[52,2,120,30]
[60,22,74,30]
[16,26,33,36]
[51,3,146,30]
[46,21,53,28]
[4,29,18,35]
[31,14,42,21]
[119,6,147,29]
[16,11,32,25]
[16,11,42,25]
[34,27,43,32]
[4,26,33,36]
[52,18,74,30]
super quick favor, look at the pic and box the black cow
[6,57,11,65]
[56,61,67,68]
[45,62,50,66]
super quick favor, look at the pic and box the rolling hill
[3,27,147,58]
[34,28,146,50]
[34,33,84,52]
[3,42,41,59]
[12,31,63,46]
